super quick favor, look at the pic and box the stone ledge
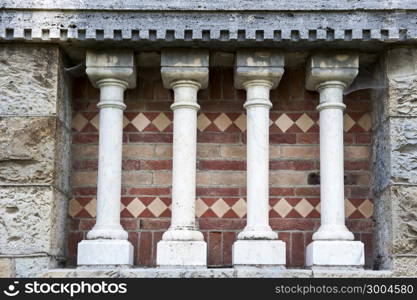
[42,268,393,278]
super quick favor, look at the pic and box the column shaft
[164,81,203,240]
[313,82,353,241]
[89,80,127,240]
[239,81,276,240]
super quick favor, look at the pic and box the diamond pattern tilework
[69,197,372,219]
[72,112,372,133]
[295,113,315,133]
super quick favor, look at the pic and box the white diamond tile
[196,198,209,218]
[90,114,100,130]
[131,113,151,131]
[233,114,246,131]
[147,197,168,217]
[197,113,211,131]
[345,199,356,217]
[272,198,293,217]
[126,198,146,217]
[231,198,247,218]
[358,199,373,218]
[213,113,233,132]
[211,198,230,217]
[152,113,171,131]
[357,114,372,131]
[72,113,89,131]
[295,113,315,132]
[68,198,83,217]
[343,114,355,132]
[275,114,294,132]
[84,198,97,218]
[294,198,314,217]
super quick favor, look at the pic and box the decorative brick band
[72,112,371,134]
[69,197,373,220]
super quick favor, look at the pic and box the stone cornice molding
[2,1,417,11]
[2,7,417,48]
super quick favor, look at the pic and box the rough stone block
[15,256,55,278]
[156,241,207,267]
[306,241,364,267]
[0,44,64,117]
[392,257,417,277]
[0,258,15,277]
[232,240,286,266]
[390,117,417,184]
[0,117,67,188]
[0,187,65,256]
[390,186,417,255]
[77,240,134,266]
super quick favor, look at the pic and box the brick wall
[68,66,374,268]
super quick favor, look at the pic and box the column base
[306,240,364,267]
[77,240,133,266]
[156,241,207,267]
[232,240,286,266]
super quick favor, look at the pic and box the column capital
[234,50,284,90]
[161,48,209,89]
[305,52,359,91]
[86,49,137,89]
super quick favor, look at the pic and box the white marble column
[305,53,364,268]
[232,50,286,267]
[156,49,208,267]
[77,50,136,266]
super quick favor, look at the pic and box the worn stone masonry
[372,47,417,277]
[1,0,417,278]
[0,44,71,277]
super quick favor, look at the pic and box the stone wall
[372,47,417,276]
[0,44,71,277]
[69,66,374,268]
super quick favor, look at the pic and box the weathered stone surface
[161,49,209,88]
[0,45,60,115]
[0,187,64,256]
[312,269,392,278]
[390,186,417,255]
[392,257,417,277]
[14,256,54,278]
[0,258,15,277]
[373,188,392,270]
[86,49,136,88]
[0,117,56,184]
[42,268,391,278]
[390,117,417,185]
[385,48,417,117]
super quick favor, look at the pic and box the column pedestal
[78,240,133,266]
[157,241,207,267]
[306,241,364,268]
[233,240,286,267]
